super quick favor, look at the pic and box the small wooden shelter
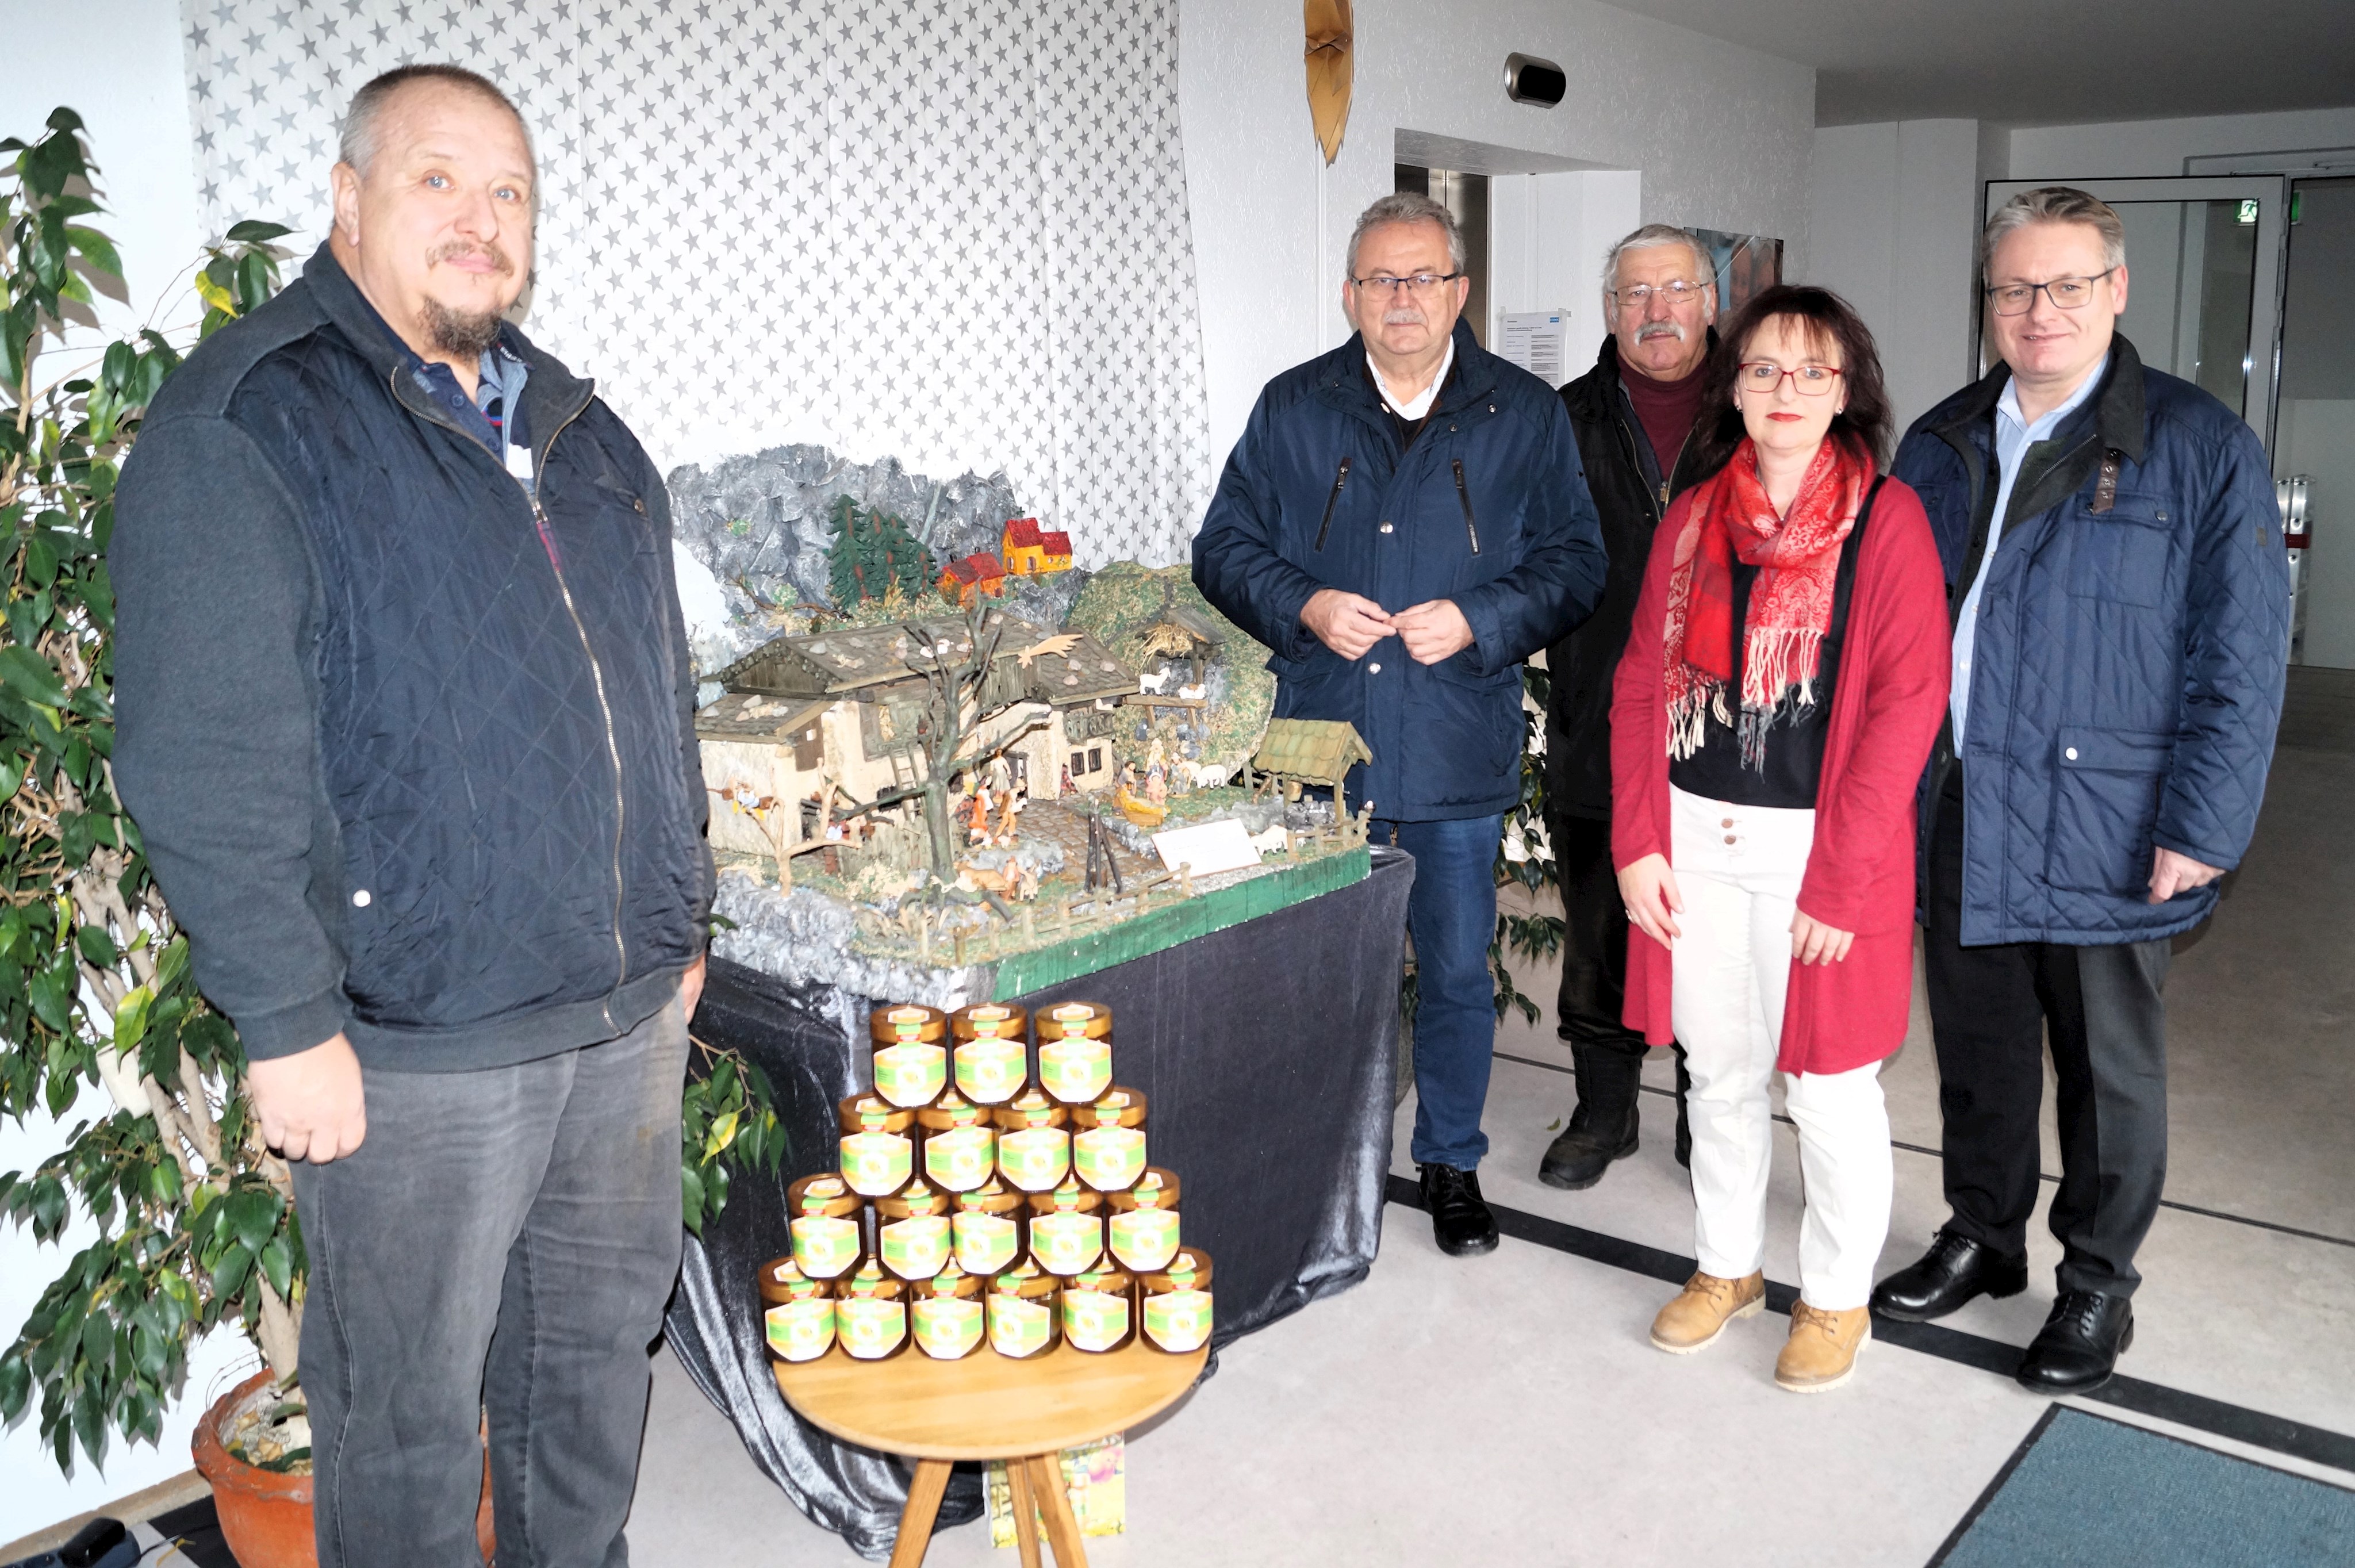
[1246,718,1372,816]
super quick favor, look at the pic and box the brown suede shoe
[1649,1270,1766,1354]
[1776,1301,1871,1392]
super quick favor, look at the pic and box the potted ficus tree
[0,109,781,1565]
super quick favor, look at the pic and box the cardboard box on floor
[985,1436,1125,1546]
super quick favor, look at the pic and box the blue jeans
[1379,814,1504,1170]
[290,995,689,1568]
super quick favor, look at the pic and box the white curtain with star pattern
[179,0,1215,568]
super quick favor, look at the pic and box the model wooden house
[698,615,1136,860]
[1000,517,1073,576]
[939,551,1008,607]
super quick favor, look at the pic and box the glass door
[1982,176,2289,450]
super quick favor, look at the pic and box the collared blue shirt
[1951,353,2107,743]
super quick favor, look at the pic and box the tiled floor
[626,716,2355,1565]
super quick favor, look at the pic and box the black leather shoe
[1418,1163,1499,1256]
[1869,1229,2029,1322]
[2018,1291,2134,1393]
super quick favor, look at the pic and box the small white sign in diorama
[1150,819,1265,879]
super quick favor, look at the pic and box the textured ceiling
[1595,0,2355,127]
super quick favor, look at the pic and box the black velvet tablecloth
[661,847,1414,1559]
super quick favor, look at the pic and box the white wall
[1179,0,1816,468]
[1806,119,1985,435]
[1490,168,1644,382]
[2279,400,2355,669]
[2008,106,2355,179]
[0,3,251,1543]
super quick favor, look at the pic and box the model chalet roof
[1004,517,1073,556]
[693,692,831,741]
[943,552,1006,584]
[1146,603,1226,647]
[716,614,1136,708]
[1252,718,1371,784]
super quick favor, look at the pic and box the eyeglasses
[1737,361,1844,397]
[1984,269,2118,316]
[1350,271,1465,294]
[1610,280,1709,309]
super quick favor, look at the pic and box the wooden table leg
[889,1459,953,1568]
[1006,1455,1044,1568]
[1027,1454,1090,1568]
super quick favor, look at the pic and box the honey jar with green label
[1106,1169,1183,1272]
[1068,1087,1148,1130]
[868,1003,947,1045]
[1139,1247,1215,1354]
[870,1038,948,1110]
[835,1261,911,1361]
[874,1180,954,1282]
[1036,1034,1112,1106]
[952,1178,1024,1276]
[1035,1000,1111,1039]
[995,1101,1071,1193]
[786,1174,865,1280]
[1059,1267,1136,1353]
[1025,1178,1106,1276]
[1072,1123,1147,1193]
[837,1103,915,1198]
[910,1261,985,1360]
[985,1260,1061,1359]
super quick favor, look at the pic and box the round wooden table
[772,1338,1209,1567]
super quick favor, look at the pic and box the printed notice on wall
[1499,312,1569,386]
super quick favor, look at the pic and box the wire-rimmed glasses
[1350,271,1466,294]
[1610,279,1709,311]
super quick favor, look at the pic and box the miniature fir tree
[826,495,934,609]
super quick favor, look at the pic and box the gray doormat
[1932,1405,2355,1567]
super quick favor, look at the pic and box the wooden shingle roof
[716,615,1136,708]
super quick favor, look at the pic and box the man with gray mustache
[114,64,709,1564]
[1537,224,1721,1191]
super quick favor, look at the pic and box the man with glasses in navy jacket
[1194,192,1606,1257]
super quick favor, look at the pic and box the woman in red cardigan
[1611,285,1950,1393]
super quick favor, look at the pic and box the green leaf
[224,220,293,243]
[0,1354,28,1423]
[679,1163,706,1235]
[63,226,121,281]
[112,984,151,1052]
[225,1186,281,1255]
[209,1244,252,1299]
[258,1234,293,1299]
[0,646,69,707]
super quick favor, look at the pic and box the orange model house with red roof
[939,551,1008,607]
[1001,517,1074,576]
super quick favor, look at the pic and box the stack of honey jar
[758,1000,1215,1366]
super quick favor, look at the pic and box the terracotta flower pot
[193,1368,495,1567]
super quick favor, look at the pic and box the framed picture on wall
[1692,228,1784,315]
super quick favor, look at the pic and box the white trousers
[1667,785,1893,1311]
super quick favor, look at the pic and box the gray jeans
[290,996,689,1568]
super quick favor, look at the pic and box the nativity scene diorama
[671,450,1374,999]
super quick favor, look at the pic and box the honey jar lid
[869,1003,948,1042]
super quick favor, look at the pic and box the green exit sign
[2237,198,2260,225]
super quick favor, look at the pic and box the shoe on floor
[1418,1162,1499,1257]
[2017,1290,2134,1394]
[1777,1302,1871,1392]
[1869,1227,2028,1322]
[1649,1270,1765,1354]
[1539,1043,1643,1191]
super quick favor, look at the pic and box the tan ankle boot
[1650,1271,1766,1353]
[1777,1301,1871,1391]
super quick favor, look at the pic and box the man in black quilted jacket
[113,66,710,1566]
[1871,188,2288,1395]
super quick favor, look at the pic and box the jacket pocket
[1416,658,1524,792]
[2068,499,2174,608]
[2045,725,2172,895]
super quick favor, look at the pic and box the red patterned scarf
[1662,435,1869,767]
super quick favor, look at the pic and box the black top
[1667,556,1842,808]
[1667,477,1881,810]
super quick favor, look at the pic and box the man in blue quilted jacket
[1871,188,2288,1393]
[113,67,709,1565]
[1193,192,1606,1258]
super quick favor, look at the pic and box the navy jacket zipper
[1452,458,1480,554]
[1313,455,1352,550]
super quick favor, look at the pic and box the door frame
[1981,175,2291,453]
